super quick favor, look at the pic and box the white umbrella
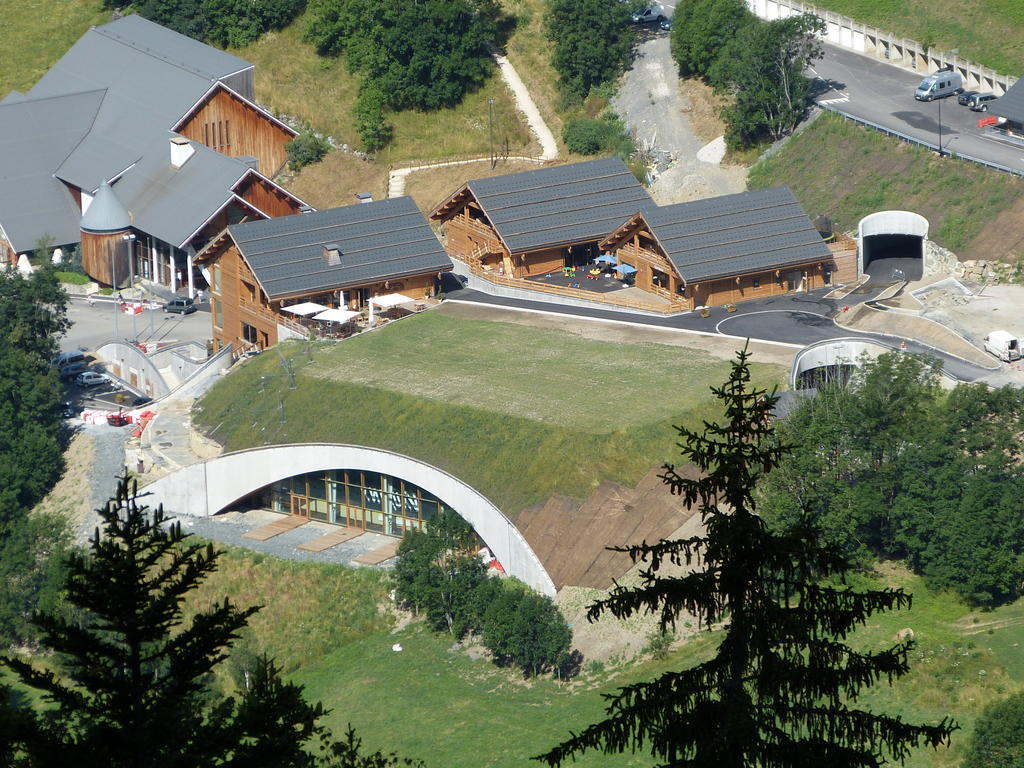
[313,308,359,323]
[369,293,415,308]
[282,301,328,316]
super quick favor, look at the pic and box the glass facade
[261,469,452,537]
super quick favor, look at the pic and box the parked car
[59,401,78,418]
[59,362,88,380]
[54,349,86,367]
[163,297,196,314]
[106,410,131,427]
[957,90,979,106]
[631,5,665,23]
[75,371,108,387]
[659,17,672,30]
[968,92,998,112]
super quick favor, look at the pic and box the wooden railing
[462,251,689,315]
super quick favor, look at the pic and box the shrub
[55,271,90,285]
[482,579,571,676]
[285,132,331,171]
[562,116,634,158]
[353,83,394,153]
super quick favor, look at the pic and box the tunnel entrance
[862,234,923,282]
[858,211,930,284]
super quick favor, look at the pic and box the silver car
[75,371,108,387]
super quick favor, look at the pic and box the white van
[915,67,963,101]
[983,330,1021,362]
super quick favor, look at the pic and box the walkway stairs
[515,466,697,590]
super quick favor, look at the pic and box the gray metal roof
[989,79,1024,122]
[644,187,832,282]
[113,134,247,247]
[0,90,105,251]
[227,197,452,299]
[81,181,131,232]
[467,157,656,253]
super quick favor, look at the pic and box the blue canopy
[613,263,637,274]
[595,254,616,264]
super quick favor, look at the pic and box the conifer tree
[2,473,258,768]
[538,348,957,767]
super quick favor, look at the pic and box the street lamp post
[122,233,137,340]
[488,98,496,169]
[937,95,943,156]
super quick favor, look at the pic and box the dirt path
[613,35,747,204]
[387,53,558,198]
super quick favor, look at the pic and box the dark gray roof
[467,157,655,254]
[81,181,131,232]
[113,134,248,247]
[0,90,105,251]
[989,79,1024,122]
[227,197,452,299]
[644,187,831,282]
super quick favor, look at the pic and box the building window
[242,280,256,302]
[752,278,760,288]
[242,322,258,344]
[210,265,221,295]
[651,268,669,289]
[213,299,223,328]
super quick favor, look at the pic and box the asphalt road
[62,296,212,356]
[811,43,1024,171]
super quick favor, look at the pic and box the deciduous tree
[538,348,956,767]
[965,692,1024,768]
[670,0,752,79]
[546,0,634,101]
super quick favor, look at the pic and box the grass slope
[808,0,1024,76]
[234,14,535,165]
[749,112,1024,256]
[0,0,109,94]
[194,311,785,514]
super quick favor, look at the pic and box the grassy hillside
[749,112,1024,259]
[808,0,1024,76]
[185,549,1023,768]
[194,309,786,514]
[0,0,109,94]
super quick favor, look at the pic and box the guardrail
[823,105,1024,178]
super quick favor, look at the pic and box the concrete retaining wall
[746,0,1016,95]
[95,341,170,399]
[143,443,557,596]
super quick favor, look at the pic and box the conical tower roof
[81,181,131,233]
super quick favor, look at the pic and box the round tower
[80,181,132,288]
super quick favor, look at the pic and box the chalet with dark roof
[0,14,303,295]
[431,158,856,312]
[196,197,452,351]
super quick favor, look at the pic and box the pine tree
[2,473,258,768]
[537,348,957,767]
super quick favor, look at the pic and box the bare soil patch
[282,151,387,210]
[678,78,729,147]
[33,430,96,542]
[960,194,1024,263]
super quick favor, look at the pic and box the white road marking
[818,96,850,105]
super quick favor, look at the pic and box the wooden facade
[176,85,295,177]
[81,229,131,288]
[201,237,441,353]
[236,174,304,218]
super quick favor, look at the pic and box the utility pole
[488,98,496,169]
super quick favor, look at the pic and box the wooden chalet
[0,14,302,294]
[600,187,857,309]
[431,158,856,313]
[196,197,453,352]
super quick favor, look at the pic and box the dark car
[969,92,998,112]
[659,17,672,30]
[59,361,88,380]
[59,401,78,418]
[957,90,979,106]
[164,297,197,314]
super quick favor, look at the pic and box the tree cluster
[0,266,72,645]
[106,0,305,49]
[539,347,955,767]
[305,0,502,151]
[966,691,1024,768]
[1,476,422,768]
[394,510,572,677]
[546,0,635,103]
[670,0,824,148]
[759,352,1024,607]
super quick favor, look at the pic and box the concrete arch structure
[791,338,891,389]
[143,443,557,596]
[857,211,929,277]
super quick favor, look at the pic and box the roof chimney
[356,192,373,204]
[170,136,195,169]
[322,244,341,266]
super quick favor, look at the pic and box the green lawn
[749,112,1024,257]
[807,0,1024,76]
[194,310,786,514]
